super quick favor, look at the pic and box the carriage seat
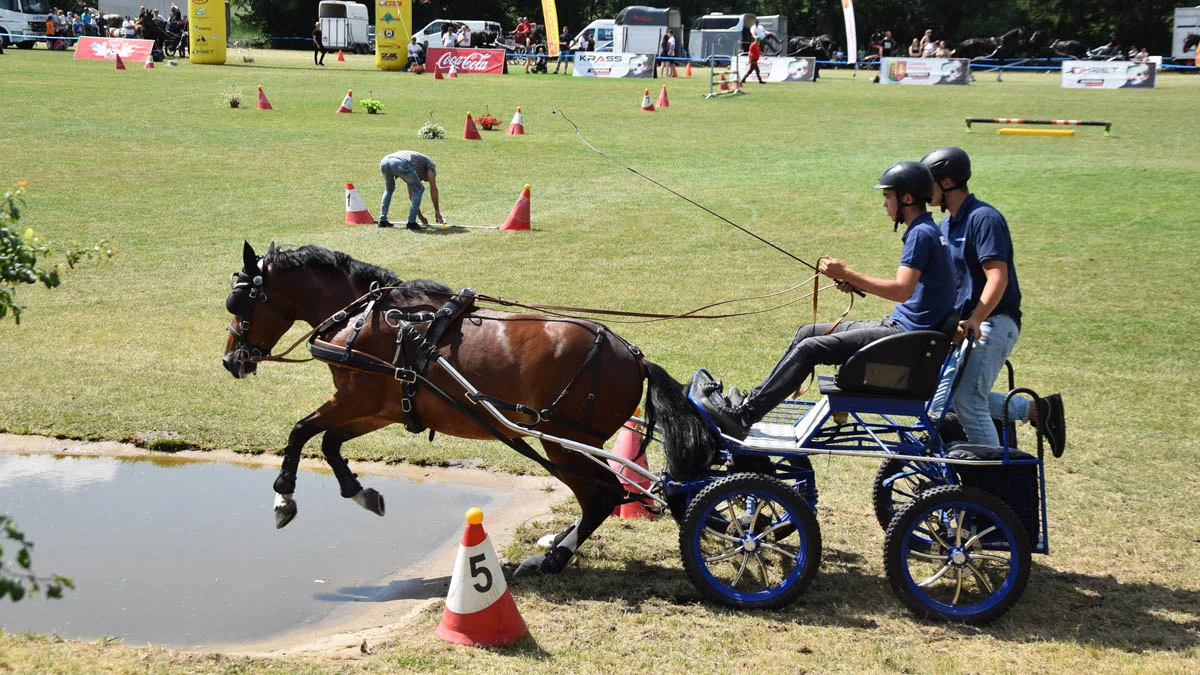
[817,330,952,401]
[946,443,1034,462]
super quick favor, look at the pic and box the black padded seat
[946,442,1035,461]
[817,330,952,400]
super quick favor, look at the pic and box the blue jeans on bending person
[380,156,424,224]
[930,313,1020,446]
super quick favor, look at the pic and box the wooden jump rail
[965,117,1112,136]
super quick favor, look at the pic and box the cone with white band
[448,63,459,78]
[506,107,525,135]
[640,89,654,111]
[435,508,527,646]
[344,182,375,224]
[337,89,353,113]
[144,54,154,69]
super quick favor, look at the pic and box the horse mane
[265,245,452,302]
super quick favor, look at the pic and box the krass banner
[731,55,817,82]
[74,36,154,62]
[427,48,506,75]
[1061,61,1156,88]
[375,0,410,71]
[573,52,656,77]
[541,0,560,58]
[881,57,970,85]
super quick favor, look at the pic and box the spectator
[456,24,471,48]
[879,30,896,58]
[553,25,571,74]
[377,150,444,230]
[934,40,950,57]
[419,40,429,64]
[122,15,135,39]
[441,26,455,48]
[751,20,768,42]
[919,28,934,55]
[404,36,420,71]
[152,8,166,28]
[740,34,764,84]
[514,16,531,49]
[169,4,181,25]
[586,34,595,52]
[312,21,326,66]
[908,38,921,56]
[659,28,676,77]
[530,44,548,74]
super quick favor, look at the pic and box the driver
[700,162,956,439]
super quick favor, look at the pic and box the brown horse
[1185,33,1200,55]
[221,242,717,575]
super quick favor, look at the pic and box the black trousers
[314,42,326,64]
[742,318,903,423]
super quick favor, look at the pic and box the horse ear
[242,241,257,270]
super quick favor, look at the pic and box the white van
[573,19,614,52]
[414,19,503,47]
[318,1,371,54]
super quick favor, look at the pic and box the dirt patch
[0,433,562,658]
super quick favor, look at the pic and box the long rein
[254,275,855,364]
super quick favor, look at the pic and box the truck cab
[573,19,614,52]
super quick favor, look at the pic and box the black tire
[871,458,943,530]
[883,485,1031,624]
[17,40,35,50]
[679,473,821,609]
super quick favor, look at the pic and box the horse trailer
[613,5,682,55]
[688,12,754,62]
[318,0,371,54]
[1174,7,1200,59]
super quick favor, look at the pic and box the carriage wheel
[871,458,944,530]
[883,485,1031,624]
[679,473,821,609]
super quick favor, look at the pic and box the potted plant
[477,112,500,131]
[360,96,385,115]
[417,111,446,139]
[221,88,244,109]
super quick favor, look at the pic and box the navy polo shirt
[890,213,956,331]
[939,194,1022,328]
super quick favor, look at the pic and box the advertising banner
[73,37,155,62]
[374,0,410,71]
[572,52,656,78]
[729,55,817,82]
[842,0,857,65]
[427,48,506,75]
[187,0,226,65]
[880,57,970,85]
[1061,60,1156,88]
[541,0,560,58]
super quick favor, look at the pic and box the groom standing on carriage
[701,161,957,440]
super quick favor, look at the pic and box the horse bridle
[226,257,274,367]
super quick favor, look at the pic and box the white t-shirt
[457,28,471,47]
[408,42,421,57]
[922,41,937,57]
[123,18,135,37]
[752,24,766,40]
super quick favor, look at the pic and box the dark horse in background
[953,26,1026,59]
[1185,33,1200,56]
[1025,30,1087,60]
[222,243,719,577]
[788,34,838,61]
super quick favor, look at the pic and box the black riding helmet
[921,146,971,187]
[875,161,933,230]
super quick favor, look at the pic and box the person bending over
[701,161,956,439]
[378,150,445,230]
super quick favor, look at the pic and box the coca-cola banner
[427,48,506,76]
[73,36,155,63]
[729,56,817,83]
[572,52,656,78]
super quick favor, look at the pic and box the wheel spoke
[702,526,743,546]
[953,510,966,548]
[951,566,964,605]
[703,542,746,564]
[963,525,998,550]
[907,549,948,562]
[758,541,799,561]
[730,550,750,587]
[916,561,954,587]
[965,560,995,594]
[970,552,1011,565]
[725,500,747,537]
[919,514,951,549]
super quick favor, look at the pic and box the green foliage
[0,181,114,324]
[1,515,74,602]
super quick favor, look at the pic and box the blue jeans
[380,156,423,224]
[929,313,1021,446]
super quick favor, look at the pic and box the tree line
[234,1,1180,56]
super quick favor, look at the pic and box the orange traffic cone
[256,85,273,110]
[144,54,154,69]
[500,184,530,231]
[435,508,527,647]
[506,107,525,135]
[114,54,126,70]
[656,85,669,108]
[337,89,353,113]
[609,410,655,520]
[344,182,375,224]
[448,63,459,78]
[683,62,692,77]
[718,74,729,91]
[337,49,345,62]
[640,89,655,111]
[434,68,444,80]
[463,112,481,140]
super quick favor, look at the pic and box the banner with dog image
[880,57,970,85]
[74,37,155,62]
[573,52,656,77]
[1061,61,1156,88]
[730,55,817,82]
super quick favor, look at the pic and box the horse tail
[642,361,720,480]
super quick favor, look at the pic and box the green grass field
[2,48,1198,673]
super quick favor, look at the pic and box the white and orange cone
[337,89,353,113]
[640,89,654,111]
[500,184,530,231]
[448,63,459,78]
[656,85,670,108]
[462,112,481,140]
[115,54,126,70]
[435,508,527,647]
[506,107,525,135]
[344,182,375,224]
[609,409,655,520]
[144,54,154,69]
[256,85,273,110]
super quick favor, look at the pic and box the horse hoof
[275,502,297,529]
[514,554,547,579]
[353,488,386,517]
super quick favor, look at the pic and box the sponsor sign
[572,51,656,78]
[729,55,817,83]
[880,57,970,85]
[73,36,155,62]
[427,48,506,75]
[1061,60,1156,89]
[375,0,410,71]
[188,0,226,64]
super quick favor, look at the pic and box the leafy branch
[1,515,74,602]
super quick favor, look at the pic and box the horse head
[223,241,291,378]
[1027,30,1045,48]
[1185,33,1200,53]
